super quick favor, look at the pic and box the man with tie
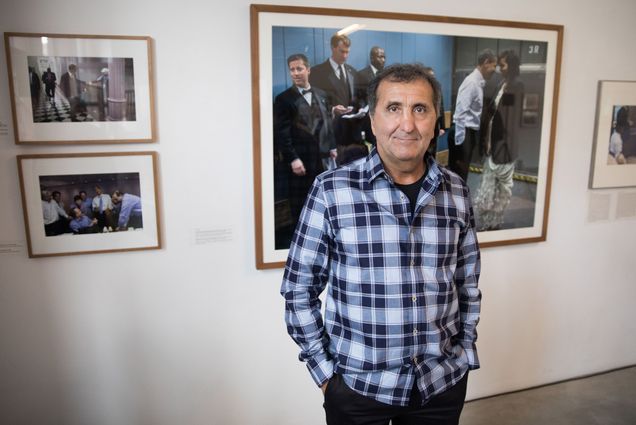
[357,46,386,88]
[309,34,362,148]
[91,184,114,232]
[274,53,336,231]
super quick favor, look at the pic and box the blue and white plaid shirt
[281,148,481,406]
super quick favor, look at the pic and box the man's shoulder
[315,160,367,189]
[312,86,329,99]
[434,162,472,198]
[311,60,331,74]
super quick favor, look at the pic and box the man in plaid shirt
[281,63,481,425]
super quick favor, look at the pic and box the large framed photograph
[251,5,563,268]
[590,81,636,188]
[17,151,161,258]
[4,32,155,144]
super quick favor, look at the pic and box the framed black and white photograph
[590,81,636,188]
[250,5,563,268]
[4,32,155,144]
[17,152,161,257]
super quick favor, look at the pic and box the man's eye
[387,105,399,112]
[414,106,427,114]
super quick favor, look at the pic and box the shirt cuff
[459,341,480,370]
[306,351,335,387]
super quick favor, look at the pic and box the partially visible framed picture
[251,4,563,268]
[4,32,155,144]
[17,151,161,258]
[590,80,636,188]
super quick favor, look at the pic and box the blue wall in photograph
[272,26,454,112]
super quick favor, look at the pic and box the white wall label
[0,120,9,137]
[0,241,24,254]
[616,192,636,219]
[587,193,612,222]
[194,228,233,245]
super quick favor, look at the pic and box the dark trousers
[324,373,468,425]
[448,128,480,182]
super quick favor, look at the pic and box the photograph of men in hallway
[27,56,136,123]
[39,172,143,237]
[607,105,636,165]
[270,26,550,248]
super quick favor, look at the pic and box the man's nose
[400,111,415,132]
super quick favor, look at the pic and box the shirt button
[410,260,415,266]
[413,329,418,336]
[412,295,417,302]
[412,356,419,365]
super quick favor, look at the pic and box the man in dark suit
[357,46,385,88]
[59,64,87,120]
[41,67,57,103]
[274,53,337,228]
[309,34,362,148]
[356,46,386,146]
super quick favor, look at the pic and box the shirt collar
[329,58,344,73]
[364,148,443,187]
[296,85,311,95]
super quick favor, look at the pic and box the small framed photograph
[251,5,563,268]
[590,81,636,188]
[4,32,155,144]
[17,151,161,257]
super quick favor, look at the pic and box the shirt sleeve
[54,202,68,218]
[118,197,132,228]
[453,79,479,146]
[280,178,334,387]
[453,185,482,369]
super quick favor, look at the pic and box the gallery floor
[460,366,636,425]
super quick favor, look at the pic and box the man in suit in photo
[274,53,337,230]
[356,46,386,146]
[309,34,362,148]
[41,67,57,103]
[59,63,87,121]
[357,46,386,88]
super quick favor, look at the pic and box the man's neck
[384,160,427,185]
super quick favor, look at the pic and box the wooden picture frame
[589,80,636,188]
[251,4,563,268]
[17,151,161,258]
[4,32,155,144]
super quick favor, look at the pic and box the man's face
[479,60,497,80]
[75,198,82,207]
[288,59,310,89]
[371,48,386,70]
[53,193,61,202]
[68,65,77,74]
[371,79,437,173]
[331,42,350,65]
[498,57,509,78]
[80,192,87,200]
[72,208,82,218]
[95,186,102,195]
[112,194,121,204]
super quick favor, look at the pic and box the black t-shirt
[395,173,426,216]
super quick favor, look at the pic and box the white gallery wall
[0,0,635,424]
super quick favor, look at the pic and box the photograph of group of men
[607,105,636,165]
[272,26,549,247]
[40,172,143,237]
[28,55,136,123]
